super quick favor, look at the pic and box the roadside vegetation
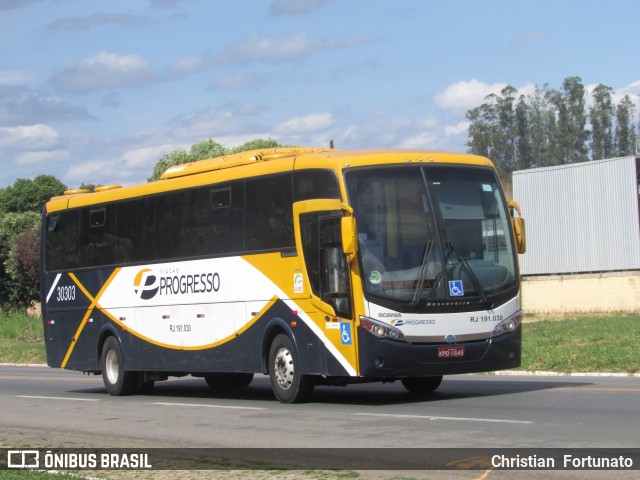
[518,313,639,374]
[0,310,44,364]
[1,310,638,374]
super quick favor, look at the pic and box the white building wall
[512,156,640,276]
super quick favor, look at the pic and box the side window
[197,183,244,256]
[80,206,117,267]
[155,190,197,260]
[116,197,155,263]
[245,174,294,251]
[294,170,341,201]
[45,211,80,271]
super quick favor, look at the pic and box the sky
[1,0,639,189]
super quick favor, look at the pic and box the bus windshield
[345,165,517,307]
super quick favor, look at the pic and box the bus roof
[46,148,494,213]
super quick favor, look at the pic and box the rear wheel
[401,376,443,394]
[204,372,254,389]
[101,336,139,396]
[268,334,314,403]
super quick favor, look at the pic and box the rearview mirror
[513,217,526,254]
[341,215,358,261]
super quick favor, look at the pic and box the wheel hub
[105,349,119,385]
[273,347,294,390]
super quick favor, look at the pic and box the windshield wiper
[445,240,489,304]
[410,240,434,306]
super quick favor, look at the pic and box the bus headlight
[492,311,522,337]
[360,316,406,342]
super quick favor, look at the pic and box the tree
[0,211,40,307]
[147,138,228,182]
[466,102,495,159]
[514,95,533,170]
[0,175,67,214]
[0,175,65,308]
[5,226,40,306]
[466,77,638,169]
[466,86,524,174]
[548,77,589,164]
[526,84,556,167]
[147,137,286,182]
[590,84,615,160]
[615,95,638,157]
[231,137,282,153]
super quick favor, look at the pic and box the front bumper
[357,324,521,377]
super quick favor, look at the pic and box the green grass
[520,313,640,374]
[1,311,639,374]
[0,310,45,364]
[0,472,80,480]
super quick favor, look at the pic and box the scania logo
[133,269,159,300]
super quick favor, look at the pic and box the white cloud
[16,149,70,166]
[168,54,206,75]
[168,108,255,138]
[214,31,370,65]
[50,51,156,94]
[444,121,470,137]
[0,70,33,84]
[66,159,115,183]
[398,132,440,150]
[122,144,181,168]
[210,73,265,90]
[434,79,507,113]
[274,112,334,135]
[0,124,59,149]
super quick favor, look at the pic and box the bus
[41,148,526,403]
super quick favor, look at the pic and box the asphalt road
[1,365,639,477]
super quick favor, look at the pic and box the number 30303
[56,285,76,301]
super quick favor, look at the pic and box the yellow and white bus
[41,148,526,403]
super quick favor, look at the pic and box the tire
[204,372,254,389]
[268,334,314,403]
[401,375,443,394]
[100,336,139,396]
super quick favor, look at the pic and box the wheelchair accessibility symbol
[449,280,464,297]
[340,322,352,345]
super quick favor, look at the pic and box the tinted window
[245,174,294,251]
[80,206,116,267]
[45,210,80,271]
[294,170,341,201]
[155,190,198,259]
[116,197,155,263]
[197,183,244,255]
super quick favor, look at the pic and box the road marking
[355,412,532,424]
[18,395,98,402]
[152,402,265,411]
[550,386,640,392]
[1,375,98,381]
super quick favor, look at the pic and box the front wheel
[101,336,139,396]
[401,375,443,394]
[268,334,314,403]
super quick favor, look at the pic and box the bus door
[293,199,359,373]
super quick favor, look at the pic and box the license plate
[437,346,465,359]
